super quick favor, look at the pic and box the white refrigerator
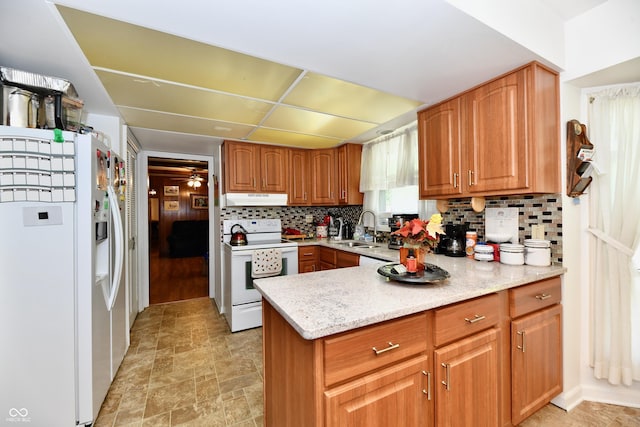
[0,126,128,426]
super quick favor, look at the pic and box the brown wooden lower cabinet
[510,277,563,425]
[298,246,318,273]
[304,246,360,272]
[262,276,563,427]
[325,355,431,426]
[434,328,499,427]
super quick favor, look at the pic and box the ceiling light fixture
[188,172,203,188]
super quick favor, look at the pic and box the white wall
[553,82,584,411]
[446,0,566,68]
[84,113,125,157]
[558,0,640,409]
[564,0,640,82]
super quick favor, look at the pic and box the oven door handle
[230,246,299,256]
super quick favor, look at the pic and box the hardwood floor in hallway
[149,247,209,304]
[95,298,640,426]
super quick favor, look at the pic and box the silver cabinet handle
[422,370,432,400]
[536,293,552,300]
[517,330,526,353]
[372,342,400,355]
[464,314,486,324]
[441,363,451,391]
[453,173,458,188]
[468,170,474,186]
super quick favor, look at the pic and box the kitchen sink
[335,241,379,249]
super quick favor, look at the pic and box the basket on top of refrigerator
[1,66,84,131]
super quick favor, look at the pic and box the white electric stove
[222,219,298,332]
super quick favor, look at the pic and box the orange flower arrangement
[391,213,445,250]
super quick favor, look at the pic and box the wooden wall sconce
[566,119,595,197]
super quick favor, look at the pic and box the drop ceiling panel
[57,6,302,101]
[95,70,271,125]
[284,72,423,123]
[248,128,341,149]
[118,107,254,140]
[263,106,376,139]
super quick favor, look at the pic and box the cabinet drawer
[323,312,428,387]
[433,293,501,346]
[298,246,318,259]
[510,276,561,318]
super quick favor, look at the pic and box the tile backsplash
[221,205,363,236]
[440,194,563,264]
[220,193,563,264]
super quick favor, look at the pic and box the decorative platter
[377,263,450,284]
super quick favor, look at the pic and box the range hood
[222,193,288,207]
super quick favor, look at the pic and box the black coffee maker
[437,224,468,257]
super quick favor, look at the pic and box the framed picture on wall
[164,185,179,196]
[164,200,179,211]
[191,194,208,209]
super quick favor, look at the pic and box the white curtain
[360,123,418,192]
[359,123,418,226]
[587,84,640,386]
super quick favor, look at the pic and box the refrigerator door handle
[106,186,124,311]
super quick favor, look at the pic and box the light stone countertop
[254,240,566,340]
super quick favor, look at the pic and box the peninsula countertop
[253,241,566,340]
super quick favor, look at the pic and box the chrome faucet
[357,210,377,243]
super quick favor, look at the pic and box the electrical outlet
[305,215,314,223]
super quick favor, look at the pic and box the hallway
[149,247,209,305]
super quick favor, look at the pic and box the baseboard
[552,385,583,411]
[581,383,640,408]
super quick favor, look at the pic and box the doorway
[147,157,210,304]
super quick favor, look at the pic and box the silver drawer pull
[464,314,486,324]
[536,293,552,300]
[372,342,400,355]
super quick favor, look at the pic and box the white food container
[524,239,551,266]
[474,244,494,262]
[500,243,525,265]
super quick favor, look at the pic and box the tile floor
[95,297,640,426]
[95,297,263,426]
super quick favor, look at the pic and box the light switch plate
[532,224,545,239]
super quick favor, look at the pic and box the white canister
[316,225,328,239]
[500,243,525,265]
[524,239,551,266]
[473,244,494,262]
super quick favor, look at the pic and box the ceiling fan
[164,168,207,188]
[186,172,204,188]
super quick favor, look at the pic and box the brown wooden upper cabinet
[418,62,560,199]
[288,148,311,205]
[337,143,364,205]
[310,148,337,204]
[223,140,287,193]
[311,144,363,205]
